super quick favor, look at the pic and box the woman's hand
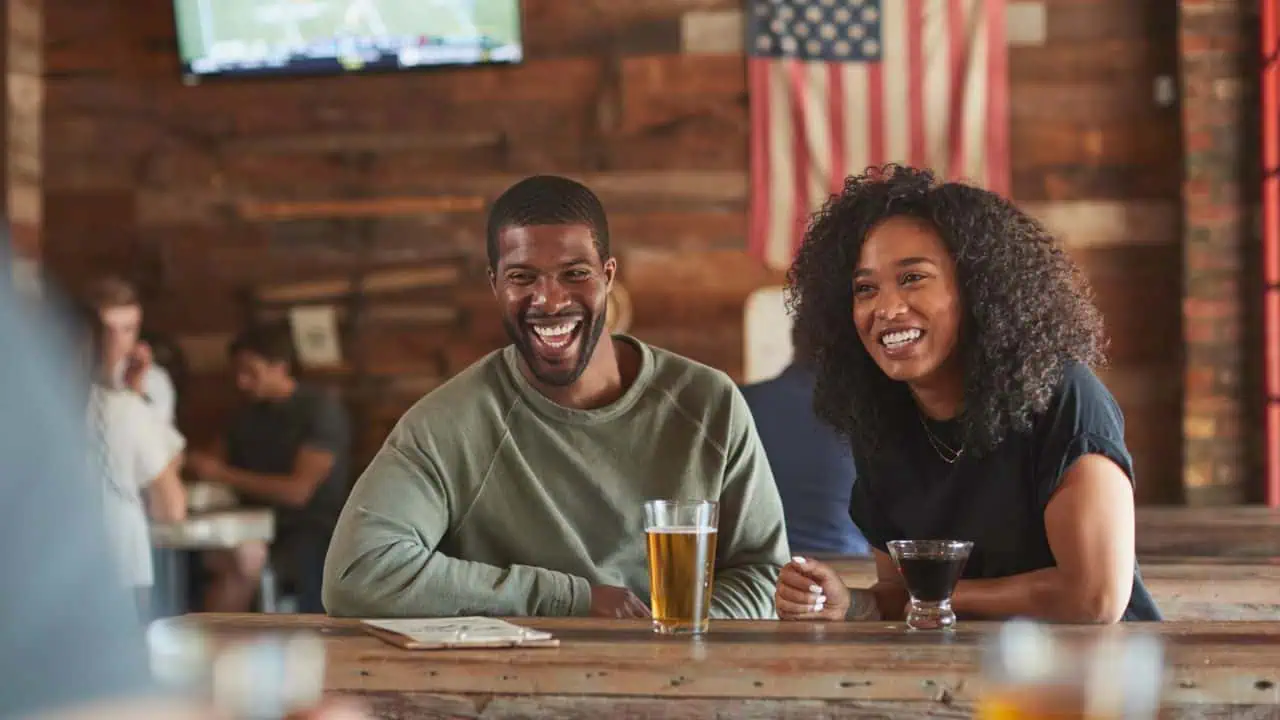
[774,556,851,621]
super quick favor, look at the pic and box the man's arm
[142,363,177,425]
[145,456,188,523]
[194,392,346,508]
[121,393,187,523]
[708,388,791,619]
[201,448,335,509]
[322,422,592,618]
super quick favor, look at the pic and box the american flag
[747,0,1009,270]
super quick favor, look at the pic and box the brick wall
[1179,0,1261,504]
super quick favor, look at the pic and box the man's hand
[589,585,651,618]
[775,556,852,621]
[186,450,225,482]
[123,342,153,394]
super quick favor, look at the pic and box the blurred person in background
[75,297,187,618]
[740,322,871,556]
[83,275,177,425]
[188,324,350,614]
[0,243,367,720]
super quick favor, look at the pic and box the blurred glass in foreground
[148,619,327,720]
[978,620,1165,719]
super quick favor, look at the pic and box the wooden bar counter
[183,614,1280,719]
[1136,506,1280,557]
[818,554,1280,621]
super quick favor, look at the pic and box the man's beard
[503,308,608,388]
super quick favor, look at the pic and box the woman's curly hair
[786,164,1106,460]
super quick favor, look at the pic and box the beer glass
[643,499,719,635]
[887,539,973,630]
[978,620,1166,719]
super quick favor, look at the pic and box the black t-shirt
[848,361,1162,622]
[226,383,352,540]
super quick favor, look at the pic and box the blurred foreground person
[0,252,367,720]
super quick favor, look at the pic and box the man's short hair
[485,175,611,270]
[228,323,296,368]
[83,275,138,312]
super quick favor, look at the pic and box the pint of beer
[643,499,718,635]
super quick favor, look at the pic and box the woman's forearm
[951,567,1128,624]
[846,588,882,620]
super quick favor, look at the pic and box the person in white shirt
[85,275,178,425]
[78,294,187,616]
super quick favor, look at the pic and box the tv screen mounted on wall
[173,0,523,81]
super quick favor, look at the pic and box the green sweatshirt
[322,335,790,619]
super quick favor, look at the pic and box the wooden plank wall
[5,0,43,260]
[40,0,1184,501]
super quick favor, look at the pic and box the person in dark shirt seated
[740,323,871,556]
[188,324,351,614]
[773,164,1161,624]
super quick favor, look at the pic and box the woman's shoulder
[1043,360,1124,429]
[1028,359,1131,470]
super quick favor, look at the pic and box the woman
[774,165,1161,624]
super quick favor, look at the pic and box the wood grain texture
[176,614,1280,713]
[38,0,1188,498]
[821,555,1280,621]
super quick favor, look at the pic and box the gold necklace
[918,413,964,464]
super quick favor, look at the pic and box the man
[84,275,177,424]
[323,174,789,619]
[740,324,871,556]
[188,325,351,614]
[81,299,189,618]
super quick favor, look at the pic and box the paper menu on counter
[359,617,559,650]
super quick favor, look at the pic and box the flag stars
[833,7,853,24]
[805,5,824,23]
[847,23,866,40]
[780,35,799,54]
[756,34,774,52]
[833,39,852,56]
[806,39,823,55]
[793,21,810,37]
[862,38,880,56]
[820,22,837,40]
[862,7,879,23]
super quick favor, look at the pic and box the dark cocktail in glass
[887,539,973,631]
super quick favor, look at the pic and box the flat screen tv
[173,0,523,81]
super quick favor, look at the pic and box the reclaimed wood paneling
[5,0,43,259]
[40,0,1186,496]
